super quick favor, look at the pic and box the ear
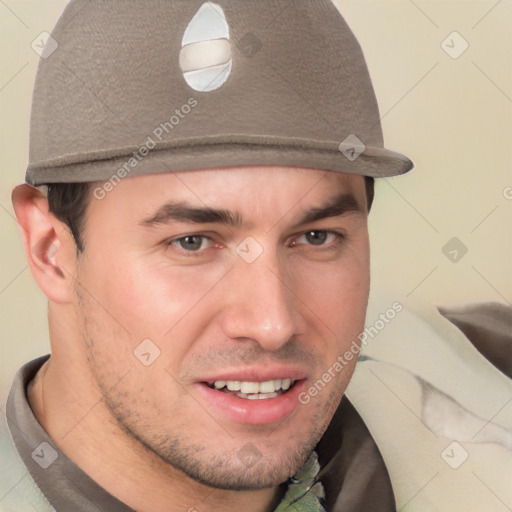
[12,184,77,304]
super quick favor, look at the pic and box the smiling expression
[70,165,371,489]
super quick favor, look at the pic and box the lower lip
[195,380,307,425]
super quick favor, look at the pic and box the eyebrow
[139,192,362,228]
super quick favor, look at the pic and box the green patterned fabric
[274,452,325,512]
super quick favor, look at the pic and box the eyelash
[166,230,346,256]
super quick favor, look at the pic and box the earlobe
[12,184,75,304]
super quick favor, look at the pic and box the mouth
[196,372,307,425]
[203,378,297,400]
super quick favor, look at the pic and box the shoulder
[0,410,55,512]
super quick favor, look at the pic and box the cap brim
[26,135,413,185]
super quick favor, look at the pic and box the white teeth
[237,392,280,400]
[258,392,279,400]
[226,381,241,391]
[240,382,260,394]
[259,380,276,393]
[212,379,295,394]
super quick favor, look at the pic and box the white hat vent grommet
[179,2,232,92]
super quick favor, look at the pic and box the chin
[175,448,311,491]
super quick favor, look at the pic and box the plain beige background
[1,1,511,510]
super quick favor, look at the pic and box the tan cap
[26,0,413,185]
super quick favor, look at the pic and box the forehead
[88,166,367,226]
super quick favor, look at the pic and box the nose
[219,253,305,351]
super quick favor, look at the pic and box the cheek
[292,245,370,337]
[80,250,227,353]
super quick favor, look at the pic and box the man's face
[71,166,370,489]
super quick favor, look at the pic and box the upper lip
[198,365,308,384]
